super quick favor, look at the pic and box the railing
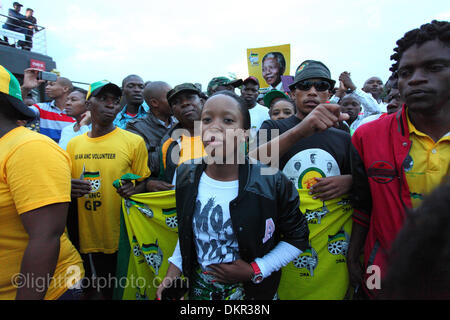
[0,13,47,55]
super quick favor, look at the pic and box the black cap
[167,83,201,105]
[13,2,23,7]
[289,60,336,91]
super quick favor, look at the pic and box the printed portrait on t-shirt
[282,148,340,190]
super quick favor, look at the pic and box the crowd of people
[0,19,449,300]
[1,2,38,50]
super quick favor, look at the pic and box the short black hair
[72,87,88,96]
[208,90,251,131]
[122,74,143,88]
[262,52,286,74]
[390,20,450,73]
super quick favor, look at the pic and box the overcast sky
[2,0,449,90]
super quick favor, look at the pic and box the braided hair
[390,20,450,73]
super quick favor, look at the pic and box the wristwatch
[250,261,264,284]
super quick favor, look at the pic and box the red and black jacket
[351,106,413,293]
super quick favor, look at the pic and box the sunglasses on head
[295,80,331,92]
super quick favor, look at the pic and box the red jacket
[351,106,413,292]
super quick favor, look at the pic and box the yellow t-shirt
[0,127,84,300]
[162,135,206,170]
[66,127,150,254]
[178,135,206,165]
[405,113,450,208]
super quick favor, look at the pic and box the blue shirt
[113,103,149,129]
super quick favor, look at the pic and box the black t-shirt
[257,115,352,190]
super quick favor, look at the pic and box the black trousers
[80,252,118,300]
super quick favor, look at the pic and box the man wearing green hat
[0,65,85,300]
[146,83,206,192]
[206,76,242,97]
[66,80,151,299]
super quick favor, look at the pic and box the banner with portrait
[246,44,291,91]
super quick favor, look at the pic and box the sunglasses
[295,80,331,92]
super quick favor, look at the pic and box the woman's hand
[206,259,254,284]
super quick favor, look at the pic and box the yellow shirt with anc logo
[67,127,150,254]
[405,112,450,208]
[0,127,84,300]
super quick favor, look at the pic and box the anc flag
[113,175,352,300]
[113,175,178,300]
[277,189,353,300]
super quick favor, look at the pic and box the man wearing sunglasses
[252,60,355,299]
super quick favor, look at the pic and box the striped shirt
[30,101,76,143]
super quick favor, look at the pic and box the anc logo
[304,203,330,224]
[327,229,350,256]
[298,168,325,189]
[124,199,154,218]
[295,62,309,75]
[162,207,178,228]
[292,246,318,276]
[141,241,163,275]
[84,171,101,192]
[249,52,259,66]
[137,204,154,218]
[132,236,142,257]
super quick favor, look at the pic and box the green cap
[167,83,201,105]
[0,65,36,119]
[263,89,290,108]
[86,80,122,100]
[207,77,233,96]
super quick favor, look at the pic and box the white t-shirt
[168,171,302,279]
[248,103,270,134]
[269,82,283,92]
[58,123,91,150]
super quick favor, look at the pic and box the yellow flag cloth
[114,190,178,300]
[278,190,353,300]
[114,188,352,300]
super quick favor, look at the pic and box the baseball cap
[86,80,122,100]
[289,60,336,91]
[243,76,259,86]
[0,65,36,119]
[167,83,201,105]
[263,89,290,108]
[13,2,23,7]
[207,77,232,96]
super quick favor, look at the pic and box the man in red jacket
[347,20,450,298]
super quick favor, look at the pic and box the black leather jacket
[175,157,309,300]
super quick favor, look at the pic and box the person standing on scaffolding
[2,2,28,49]
[23,8,37,51]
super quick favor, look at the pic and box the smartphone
[38,71,58,82]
